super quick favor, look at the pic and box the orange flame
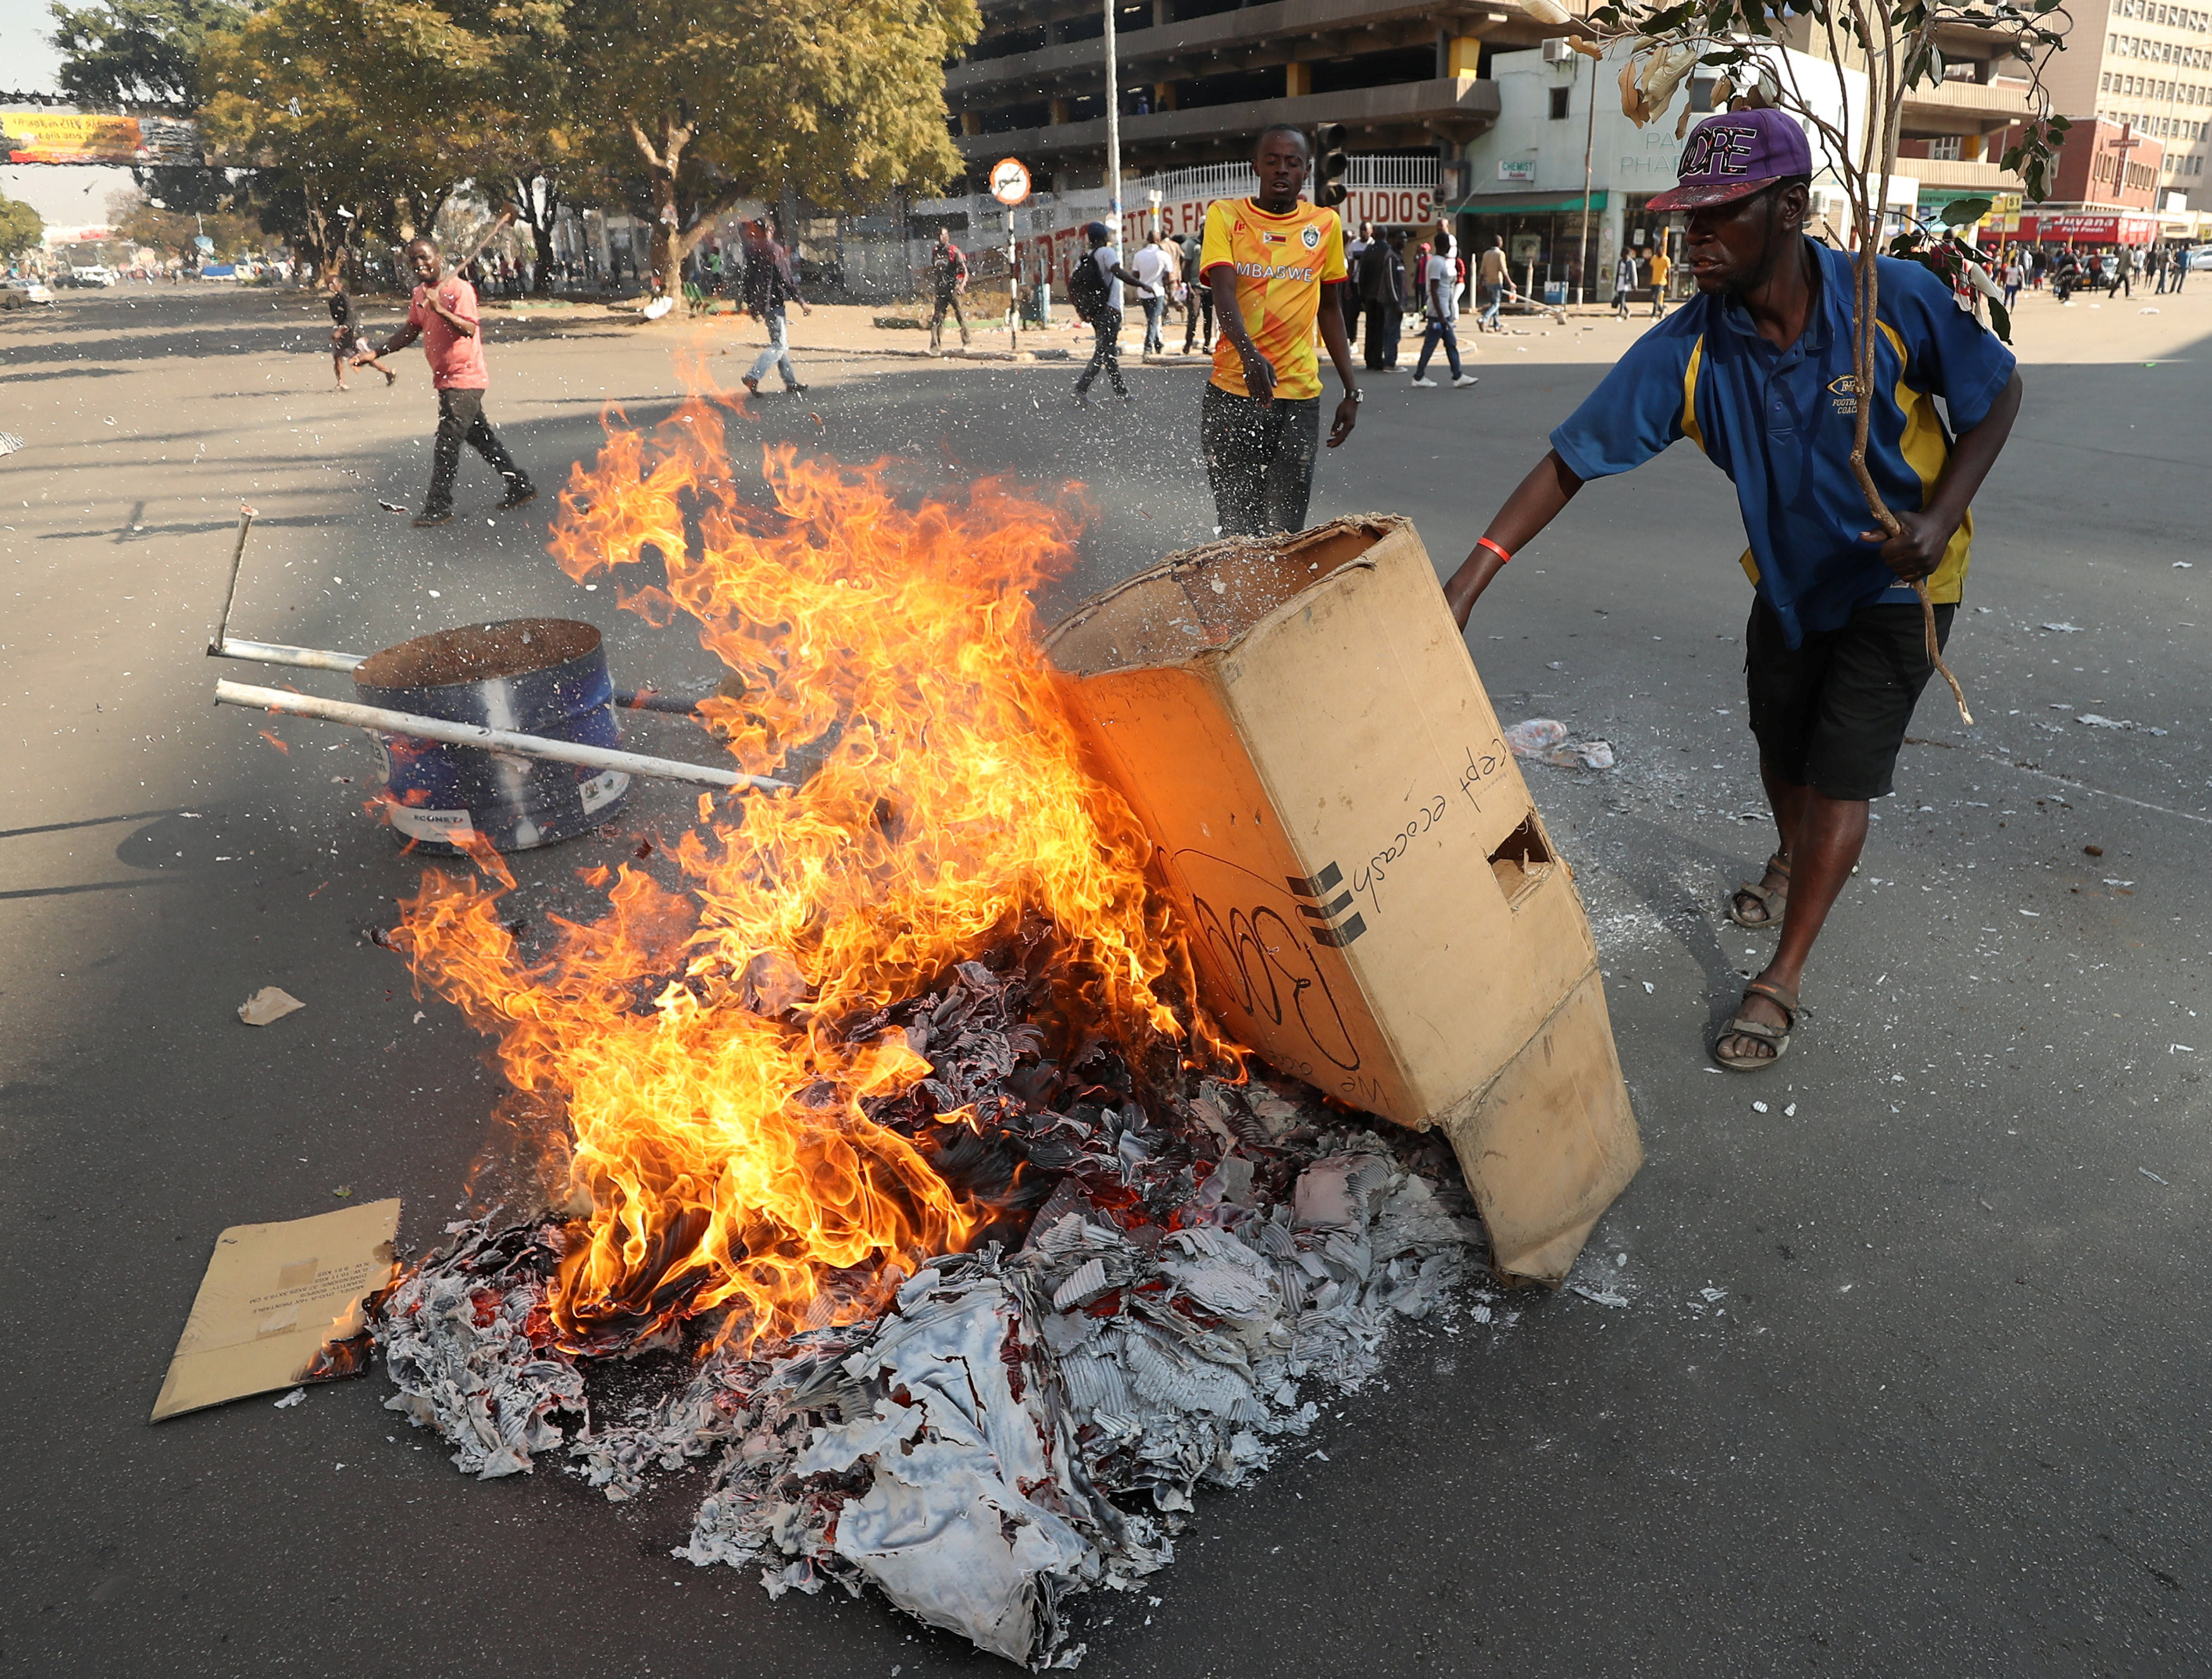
[394,378,1209,1353]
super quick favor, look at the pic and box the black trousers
[1182,287,1213,352]
[1363,303,1402,369]
[1201,383,1320,537]
[427,388,528,516]
[929,284,968,347]
[1076,306,1126,395]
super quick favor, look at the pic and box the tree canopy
[0,194,44,260]
[47,0,244,106]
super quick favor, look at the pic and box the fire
[395,379,1208,1353]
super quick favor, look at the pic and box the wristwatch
[1349,388,1364,403]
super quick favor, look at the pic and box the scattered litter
[2037,622,2084,633]
[1698,1286,1726,1303]
[238,986,305,1026]
[1752,1101,1768,1113]
[1502,718,1615,770]
[1571,1285,1629,1308]
[2019,909,2041,917]
[2102,879,2136,888]
[2141,1168,2169,1184]
[2083,845,2103,857]
[2140,307,2160,314]
[377,499,408,514]
[0,431,25,456]
[1783,1102,1798,1117]
[2173,1044,2196,1054]
[641,296,676,321]
[2077,714,2167,735]
[273,1388,305,1409]
[1641,981,1653,994]
[2177,562,2195,570]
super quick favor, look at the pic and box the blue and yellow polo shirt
[1550,239,2017,647]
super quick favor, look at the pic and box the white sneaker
[1452,374,1480,388]
[1409,375,1437,388]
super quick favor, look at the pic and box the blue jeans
[746,303,798,388]
[1414,316,1462,380]
[1478,283,1502,329]
[1139,294,1164,353]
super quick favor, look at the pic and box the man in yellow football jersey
[1198,126,1363,535]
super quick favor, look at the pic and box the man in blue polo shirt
[1441,109,2022,1073]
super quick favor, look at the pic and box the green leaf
[1988,298,2012,345]
[1938,196,1993,227]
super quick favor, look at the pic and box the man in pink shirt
[362,236,535,527]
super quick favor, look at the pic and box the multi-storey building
[2050,0,2210,208]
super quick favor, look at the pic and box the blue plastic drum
[353,618,631,852]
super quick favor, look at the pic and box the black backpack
[1066,249,1108,323]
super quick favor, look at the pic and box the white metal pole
[212,680,795,793]
[1105,0,1123,233]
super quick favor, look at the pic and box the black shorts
[1745,595,1955,802]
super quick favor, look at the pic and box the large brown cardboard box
[1045,515,1640,1282]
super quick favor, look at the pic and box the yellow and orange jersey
[1199,197,1346,401]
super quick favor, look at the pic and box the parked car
[1,279,53,307]
[68,264,118,287]
[2188,246,2212,272]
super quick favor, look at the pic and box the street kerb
[1045,514,1642,1282]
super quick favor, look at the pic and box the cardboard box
[1045,516,1640,1281]
[151,1199,401,1421]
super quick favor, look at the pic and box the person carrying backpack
[1071,222,1143,406]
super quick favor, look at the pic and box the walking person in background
[2173,243,2191,293]
[361,236,534,527]
[1180,229,1213,353]
[1133,229,1170,355]
[1072,221,1142,406]
[2148,245,2168,295]
[739,220,811,395]
[2002,249,2024,309]
[1355,228,1406,370]
[326,267,395,391]
[1198,125,1362,534]
[1612,247,1638,319]
[1476,235,1509,331]
[1410,229,1477,389]
[1342,218,1373,348]
[1647,241,1672,317]
[928,227,971,353]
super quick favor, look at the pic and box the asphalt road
[3,282,2207,1678]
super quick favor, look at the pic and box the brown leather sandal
[1714,977,1798,1072]
[1728,853,1790,930]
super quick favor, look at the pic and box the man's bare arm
[1440,450,1586,627]
[1208,266,1273,401]
[1860,370,2022,581]
[1316,280,1360,449]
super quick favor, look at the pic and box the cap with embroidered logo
[1648,109,1813,211]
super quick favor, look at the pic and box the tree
[1524,0,2071,721]
[197,0,573,277]
[0,195,44,260]
[560,0,980,300]
[48,0,242,105]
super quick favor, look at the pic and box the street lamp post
[1105,0,1123,233]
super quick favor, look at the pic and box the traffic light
[1315,123,1348,207]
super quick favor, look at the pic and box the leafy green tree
[198,0,571,276]
[0,194,44,260]
[560,0,980,300]
[47,0,242,104]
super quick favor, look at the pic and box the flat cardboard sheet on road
[150,1199,401,1422]
[1046,515,1641,1281]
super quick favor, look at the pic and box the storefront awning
[1443,190,1609,216]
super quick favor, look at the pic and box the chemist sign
[989,157,1031,206]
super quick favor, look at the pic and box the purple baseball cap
[1648,109,1813,211]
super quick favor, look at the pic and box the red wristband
[1476,536,1513,566]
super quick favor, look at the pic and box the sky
[0,0,65,97]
